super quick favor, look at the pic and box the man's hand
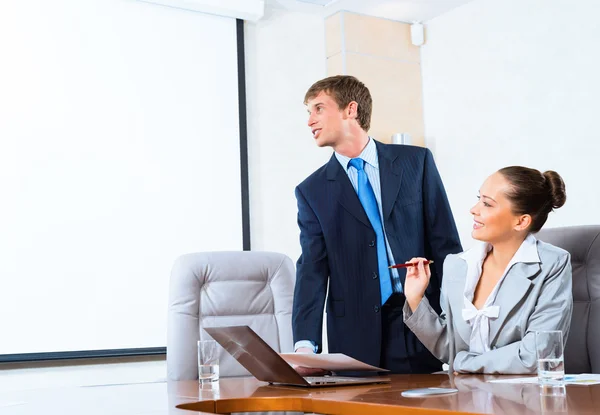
[293,347,329,376]
[294,366,330,376]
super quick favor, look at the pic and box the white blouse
[459,233,540,354]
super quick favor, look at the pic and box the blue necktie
[348,158,393,305]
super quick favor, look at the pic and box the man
[292,75,462,374]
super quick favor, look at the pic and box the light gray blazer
[403,239,573,374]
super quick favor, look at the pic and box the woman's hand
[404,257,432,312]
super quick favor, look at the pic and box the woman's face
[470,172,526,243]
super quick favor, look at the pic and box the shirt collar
[334,137,379,172]
[459,233,540,265]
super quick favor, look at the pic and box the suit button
[372,272,378,279]
[369,241,375,247]
[374,305,380,313]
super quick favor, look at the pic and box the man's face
[306,91,348,148]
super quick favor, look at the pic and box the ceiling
[269,0,475,23]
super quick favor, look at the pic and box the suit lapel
[488,262,540,344]
[376,141,403,220]
[444,260,472,346]
[326,154,371,228]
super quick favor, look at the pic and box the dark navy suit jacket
[292,141,462,371]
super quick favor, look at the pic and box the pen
[388,260,434,269]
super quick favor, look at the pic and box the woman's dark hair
[498,166,566,233]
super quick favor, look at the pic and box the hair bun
[543,170,566,209]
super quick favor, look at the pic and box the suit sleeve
[292,185,329,352]
[422,149,462,289]
[453,253,573,374]
[402,260,453,363]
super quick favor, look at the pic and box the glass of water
[197,339,220,383]
[535,330,564,384]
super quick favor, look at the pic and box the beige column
[326,12,425,146]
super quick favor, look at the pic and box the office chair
[537,225,600,373]
[167,251,295,380]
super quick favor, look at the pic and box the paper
[0,401,26,408]
[488,374,600,385]
[279,353,388,372]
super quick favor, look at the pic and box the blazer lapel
[325,154,371,228]
[488,262,540,344]
[376,141,403,220]
[444,259,472,346]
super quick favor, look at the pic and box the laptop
[203,325,391,387]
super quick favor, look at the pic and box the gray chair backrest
[536,225,600,373]
[167,251,295,380]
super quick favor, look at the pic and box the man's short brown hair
[304,75,372,132]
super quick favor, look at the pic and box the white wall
[245,8,330,262]
[421,0,600,247]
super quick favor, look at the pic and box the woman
[403,166,572,374]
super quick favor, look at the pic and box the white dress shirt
[459,233,540,354]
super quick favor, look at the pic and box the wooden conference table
[171,373,599,415]
[2,373,598,414]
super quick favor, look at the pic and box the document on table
[0,401,26,408]
[279,353,388,372]
[488,374,600,385]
